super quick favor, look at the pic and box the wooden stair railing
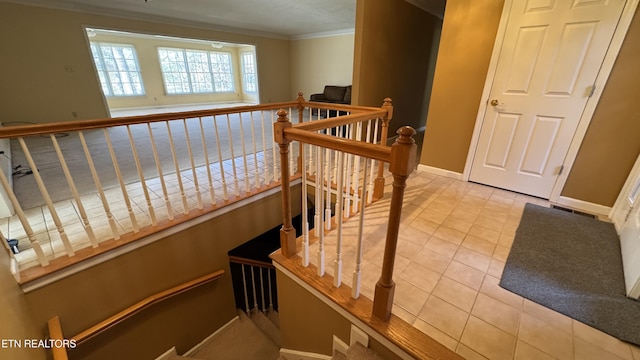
[46,269,225,360]
[274,98,416,321]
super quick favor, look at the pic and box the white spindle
[268,269,273,310]
[314,144,321,238]
[367,119,380,204]
[271,110,279,182]
[317,144,325,277]
[249,112,261,189]
[182,119,203,210]
[103,129,139,232]
[241,264,250,314]
[260,111,271,185]
[260,267,266,312]
[50,135,97,248]
[343,124,354,218]
[126,125,157,226]
[212,115,229,201]
[198,117,216,205]
[333,151,345,287]
[251,266,258,312]
[79,131,119,240]
[147,123,174,220]
[18,137,74,256]
[0,169,48,265]
[352,158,370,299]
[165,122,189,214]
[325,144,332,231]
[301,142,310,267]
[351,122,363,212]
[238,112,251,194]
[226,114,241,196]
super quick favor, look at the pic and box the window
[241,52,257,93]
[90,42,144,96]
[158,47,235,94]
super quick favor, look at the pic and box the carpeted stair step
[247,309,281,347]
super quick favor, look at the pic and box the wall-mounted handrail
[47,316,68,360]
[69,270,225,345]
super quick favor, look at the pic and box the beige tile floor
[307,169,640,360]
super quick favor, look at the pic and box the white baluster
[238,112,251,193]
[317,144,325,277]
[18,137,74,256]
[343,124,354,217]
[367,119,380,204]
[241,264,250,314]
[103,129,139,232]
[325,141,332,231]
[260,111,271,185]
[165,122,189,214]
[260,267,266,312]
[226,114,241,196]
[333,151,345,287]
[79,131,119,240]
[212,115,229,201]
[147,123,174,220]
[50,134,97,248]
[271,110,279,182]
[314,144,321,238]
[198,117,216,205]
[0,168,48,265]
[126,125,157,226]
[267,269,273,310]
[352,158,370,299]
[352,122,363,212]
[301,142,310,267]
[251,266,258,313]
[249,112,261,189]
[182,119,203,209]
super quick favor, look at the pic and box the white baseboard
[154,347,177,360]
[332,335,349,357]
[279,348,332,360]
[183,316,239,356]
[553,196,612,219]
[416,164,465,180]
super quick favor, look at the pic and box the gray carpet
[500,203,640,345]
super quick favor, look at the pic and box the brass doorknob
[490,99,500,106]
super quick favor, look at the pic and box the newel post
[274,109,297,257]
[373,98,393,200]
[372,126,416,321]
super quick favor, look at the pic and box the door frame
[463,0,639,204]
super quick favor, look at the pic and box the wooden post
[372,126,416,321]
[274,109,297,257]
[373,98,393,200]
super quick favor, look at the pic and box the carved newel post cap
[383,97,392,105]
[396,126,416,144]
[276,109,289,121]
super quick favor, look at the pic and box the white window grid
[158,47,235,95]
[241,52,257,93]
[90,42,145,97]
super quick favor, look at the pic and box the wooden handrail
[285,128,391,162]
[293,110,388,132]
[69,269,225,345]
[228,255,275,269]
[47,316,69,360]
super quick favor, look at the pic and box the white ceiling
[5,0,359,38]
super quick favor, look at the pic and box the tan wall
[290,34,355,100]
[24,187,300,360]
[277,269,402,360]
[420,0,640,206]
[0,2,291,124]
[0,251,47,360]
[353,0,440,134]
[420,0,504,171]
[561,7,640,206]
[89,32,253,109]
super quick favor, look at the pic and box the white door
[612,154,640,299]
[469,0,626,198]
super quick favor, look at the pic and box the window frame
[241,52,257,93]
[90,42,145,97]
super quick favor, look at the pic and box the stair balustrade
[274,97,416,321]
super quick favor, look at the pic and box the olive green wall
[0,250,46,360]
[353,0,441,135]
[0,2,291,124]
[24,187,300,360]
[277,269,403,360]
[420,0,640,206]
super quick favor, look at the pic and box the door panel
[470,0,626,198]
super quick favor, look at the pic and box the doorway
[467,0,632,199]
